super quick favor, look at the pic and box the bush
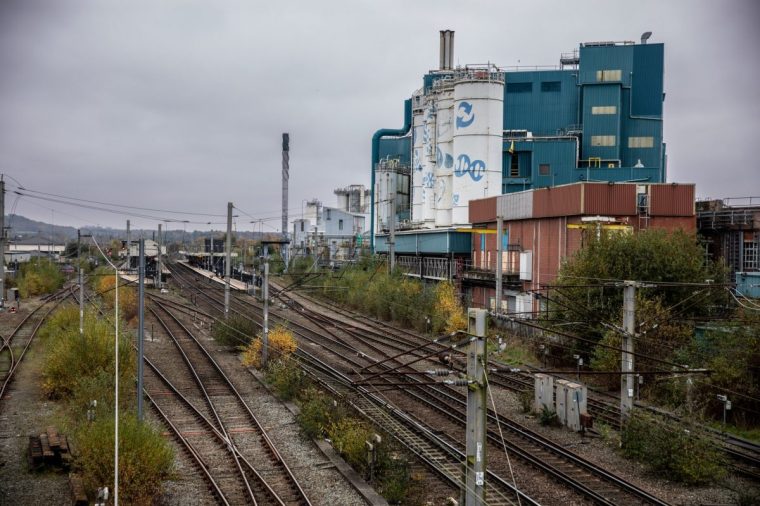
[41,307,135,400]
[621,412,725,484]
[328,418,374,476]
[17,258,65,297]
[74,414,174,505]
[241,325,297,368]
[96,274,138,322]
[538,406,560,427]
[297,389,334,439]
[213,314,256,347]
[264,357,306,400]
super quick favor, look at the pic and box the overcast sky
[1,0,758,232]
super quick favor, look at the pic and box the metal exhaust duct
[439,30,455,70]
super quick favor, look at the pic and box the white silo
[422,97,437,227]
[434,86,454,227]
[452,73,504,225]
[411,92,425,224]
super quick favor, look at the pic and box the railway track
[169,262,673,505]
[0,286,72,401]
[270,276,760,479]
[143,298,312,505]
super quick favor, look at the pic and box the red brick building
[465,182,696,314]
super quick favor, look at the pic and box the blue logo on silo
[456,102,475,129]
[454,154,486,182]
[422,172,435,188]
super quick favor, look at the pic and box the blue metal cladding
[582,84,621,161]
[632,44,664,117]
[504,70,578,136]
[579,44,633,86]
[378,136,412,165]
[501,139,577,192]
[375,230,471,254]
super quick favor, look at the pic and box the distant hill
[6,214,268,245]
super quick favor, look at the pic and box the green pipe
[370,99,412,252]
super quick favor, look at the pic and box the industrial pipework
[370,99,412,252]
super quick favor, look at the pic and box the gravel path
[0,298,71,506]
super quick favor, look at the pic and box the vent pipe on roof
[641,31,652,44]
[439,30,455,70]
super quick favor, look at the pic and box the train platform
[179,261,249,291]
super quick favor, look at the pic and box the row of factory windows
[590,136,655,148]
[506,68,623,95]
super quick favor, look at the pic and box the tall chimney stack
[439,30,455,70]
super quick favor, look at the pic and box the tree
[546,229,727,354]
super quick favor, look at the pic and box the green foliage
[303,259,465,334]
[548,229,726,353]
[297,389,334,439]
[213,314,256,347]
[621,412,725,484]
[74,414,174,506]
[40,306,173,504]
[16,258,65,297]
[538,406,559,427]
[40,307,135,400]
[518,390,533,414]
[328,418,374,475]
[264,357,306,400]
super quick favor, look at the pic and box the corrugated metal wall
[584,183,636,215]
[649,184,695,216]
[469,196,498,224]
[497,190,533,220]
[533,184,583,217]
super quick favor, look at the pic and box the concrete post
[157,224,163,289]
[495,216,503,314]
[137,239,145,421]
[262,244,269,367]
[621,281,636,421]
[225,202,232,319]
[463,308,487,505]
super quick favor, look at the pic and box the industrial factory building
[371,31,672,293]
[466,182,696,312]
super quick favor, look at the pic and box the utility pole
[157,224,163,289]
[495,216,503,314]
[137,239,145,421]
[388,173,396,273]
[224,202,232,319]
[281,133,290,272]
[621,281,636,421]
[262,244,269,367]
[0,176,4,308]
[78,229,83,335]
[126,220,131,271]
[463,308,487,506]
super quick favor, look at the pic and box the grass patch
[621,411,725,485]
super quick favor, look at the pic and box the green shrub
[621,412,725,484]
[212,314,256,347]
[264,357,306,401]
[297,389,333,439]
[41,307,135,400]
[17,258,65,297]
[328,418,374,475]
[538,406,560,427]
[377,455,411,504]
[74,414,174,505]
[518,390,533,414]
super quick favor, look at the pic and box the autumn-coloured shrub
[241,324,297,369]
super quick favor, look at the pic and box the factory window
[506,82,532,93]
[591,135,616,147]
[628,136,655,148]
[592,105,617,115]
[541,81,561,92]
[745,240,758,271]
[338,219,344,231]
[539,163,550,176]
[326,209,331,220]
[510,154,519,177]
[596,69,622,82]
[300,222,304,232]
